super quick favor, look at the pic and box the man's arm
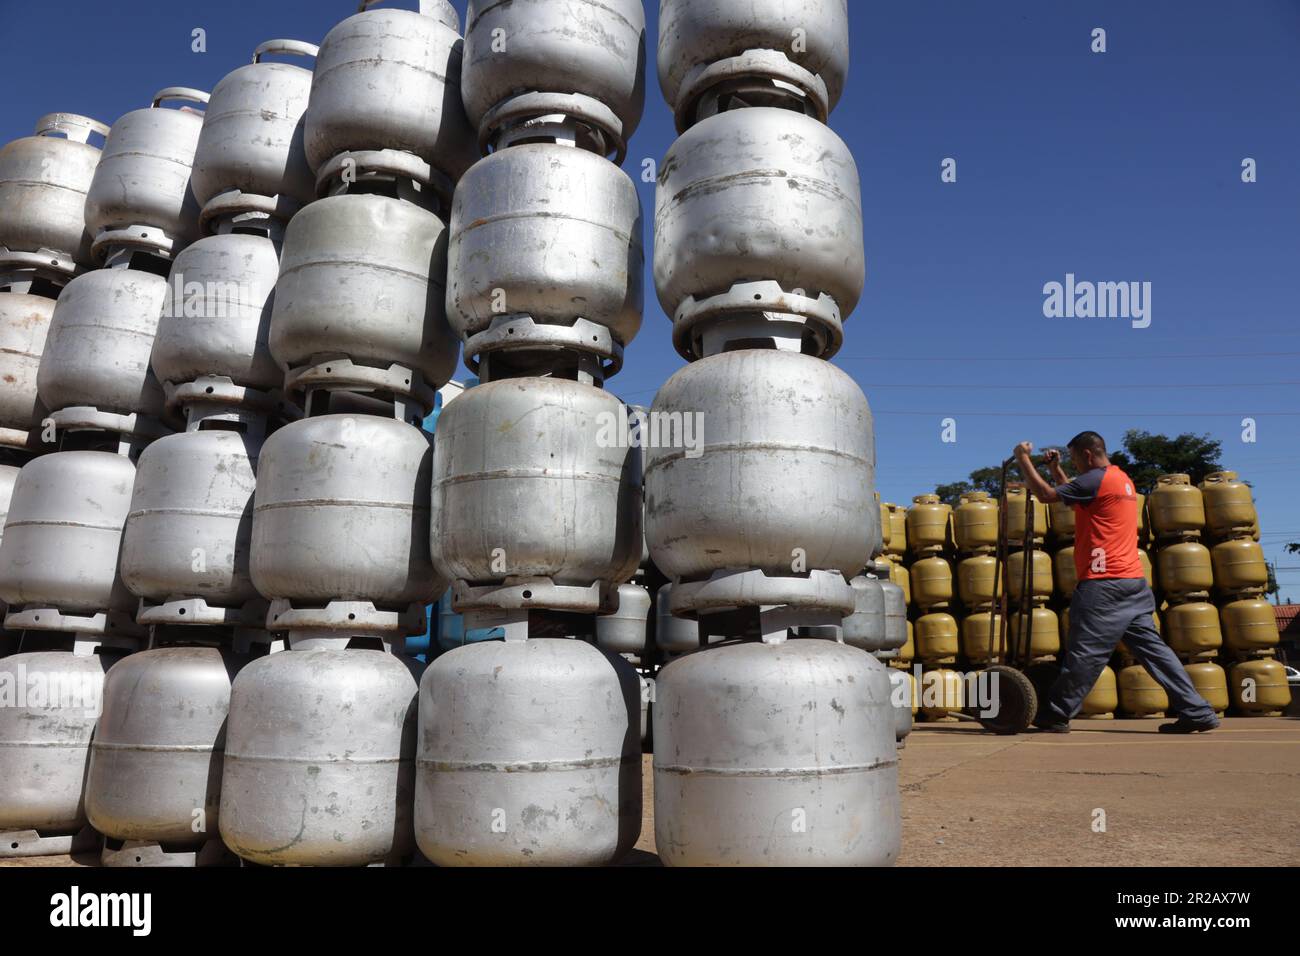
[1013,442,1060,502]
[1044,448,1070,486]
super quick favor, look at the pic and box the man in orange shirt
[1012,432,1218,734]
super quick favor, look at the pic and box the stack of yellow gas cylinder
[886,467,1290,723]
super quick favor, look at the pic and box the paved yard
[3,717,1296,868]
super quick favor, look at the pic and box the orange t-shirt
[1056,465,1145,581]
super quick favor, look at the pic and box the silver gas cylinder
[0,450,138,627]
[596,583,651,660]
[121,410,263,624]
[644,348,875,584]
[84,644,244,866]
[0,291,54,441]
[269,193,458,412]
[843,574,887,652]
[657,0,850,130]
[654,108,864,360]
[151,231,283,400]
[83,88,209,262]
[460,0,646,160]
[0,113,107,280]
[191,40,319,229]
[36,268,170,434]
[0,642,116,856]
[430,377,642,592]
[250,414,439,633]
[445,144,642,368]
[653,638,900,866]
[305,0,476,201]
[415,637,641,865]
[220,646,420,866]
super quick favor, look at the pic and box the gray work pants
[1046,577,1217,723]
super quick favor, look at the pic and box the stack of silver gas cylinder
[418,0,647,866]
[214,5,469,866]
[0,0,901,869]
[0,89,217,860]
[646,0,903,865]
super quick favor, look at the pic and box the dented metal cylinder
[220,648,420,865]
[645,349,874,583]
[653,639,900,866]
[85,645,243,850]
[306,1,477,192]
[415,638,641,866]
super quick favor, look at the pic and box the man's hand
[1043,448,1061,465]
[1014,441,1034,460]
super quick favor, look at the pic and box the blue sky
[2,0,1296,597]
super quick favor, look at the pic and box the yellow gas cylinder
[1053,547,1077,600]
[1149,474,1205,540]
[1183,662,1229,717]
[909,555,953,610]
[1004,487,1047,545]
[1135,492,1149,547]
[915,612,959,664]
[1139,548,1154,589]
[956,554,1000,607]
[889,556,911,605]
[1220,598,1280,656]
[1199,471,1257,540]
[907,494,952,556]
[1164,601,1223,659]
[1079,665,1118,719]
[878,497,892,553]
[953,491,998,554]
[961,611,1005,663]
[1006,549,1052,604]
[1048,498,1076,543]
[1210,538,1268,595]
[1228,658,1290,716]
[1118,665,1168,717]
[884,503,908,558]
[919,667,965,721]
[1010,607,1060,661]
[1156,541,1214,599]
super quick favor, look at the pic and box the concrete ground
[631,716,1300,866]
[3,717,1297,868]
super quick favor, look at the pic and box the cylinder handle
[151,87,210,109]
[253,39,320,63]
[33,112,110,144]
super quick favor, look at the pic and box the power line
[868,408,1300,416]
[837,351,1300,363]
[860,381,1300,390]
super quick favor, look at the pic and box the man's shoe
[1030,718,1070,734]
[1157,716,1220,734]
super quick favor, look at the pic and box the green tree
[1108,429,1222,493]
[933,446,1067,506]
